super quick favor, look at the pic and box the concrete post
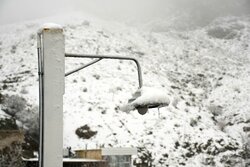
[37,23,65,167]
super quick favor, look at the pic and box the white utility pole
[37,23,65,167]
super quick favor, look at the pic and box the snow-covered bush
[206,17,246,40]
[207,105,223,117]
[134,147,154,167]
[2,95,38,135]
[10,45,17,54]
[20,87,28,94]
[16,106,39,156]
[1,95,39,156]
[2,95,27,118]
[242,142,250,165]
[207,27,237,39]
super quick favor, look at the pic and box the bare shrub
[0,130,25,167]
[0,142,25,167]
[0,93,5,104]
[0,118,18,130]
[75,125,97,139]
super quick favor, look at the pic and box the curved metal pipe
[65,53,143,88]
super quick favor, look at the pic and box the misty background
[0,0,250,29]
[1,0,250,166]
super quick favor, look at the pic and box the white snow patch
[121,87,170,112]
[0,109,9,118]
[132,87,170,107]
[38,23,63,33]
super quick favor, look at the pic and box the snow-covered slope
[0,13,250,166]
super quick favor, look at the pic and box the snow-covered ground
[0,12,250,166]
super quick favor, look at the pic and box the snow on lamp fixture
[122,87,170,115]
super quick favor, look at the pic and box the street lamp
[37,24,169,167]
[64,53,170,115]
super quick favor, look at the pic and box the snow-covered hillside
[0,12,250,166]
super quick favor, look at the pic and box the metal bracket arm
[65,53,143,88]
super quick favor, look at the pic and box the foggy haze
[0,0,249,28]
[0,0,74,25]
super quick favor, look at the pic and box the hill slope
[0,13,250,166]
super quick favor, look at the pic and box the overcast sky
[0,0,74,24]
[0,0,249,25]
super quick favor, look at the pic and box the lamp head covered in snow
[125,87,170,115]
